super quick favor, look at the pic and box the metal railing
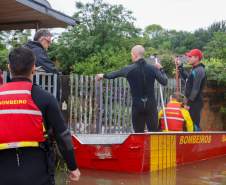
[3,72,179,134]
[69,74,178,134]
[3,71,58,97]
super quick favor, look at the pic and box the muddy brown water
[56,156,226,185]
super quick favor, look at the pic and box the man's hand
[184,105,190,110]
[154,62,163,70]
[69,168,81,181]
[175,57,182,66]
[96,74,104,81]
[183,98,190,110]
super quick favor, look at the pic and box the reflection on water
[56,156,226,185]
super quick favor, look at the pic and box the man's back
[104,58,167,98]
[127,60,167,98]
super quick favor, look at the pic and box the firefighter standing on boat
[0,47,80,185]
[176,49,206,131]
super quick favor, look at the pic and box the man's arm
[178,65,189,81]
[181,109,194,132]
[46,96,77,170]
[45,95,80,181]
[36,49,58,74]
[96,65,131,81]
[153,66,168,86]
[32,84,80,181]
[187,68,205,103]
[104,66,129,79]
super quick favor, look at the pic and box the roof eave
[16,0,77,27]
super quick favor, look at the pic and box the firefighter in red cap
[0,47,80,185]
[159,93,194,132]
[176,49,206,131]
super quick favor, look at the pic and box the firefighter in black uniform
[0,47,80,185]
[177,49,206,131]
[96,45,168,133]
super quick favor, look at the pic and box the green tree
[0,45,8,70]
[205,58,226,84]
[1,30,31,48]
[50,0,141,74]
[0,32,8,70]
[0,30,31,70]
[193,28,212,50]
[144,24,163,39]
[208,20,226,34]
[204,32,226,59]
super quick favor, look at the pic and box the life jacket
[0,81,46,150]
[160,101,185,131]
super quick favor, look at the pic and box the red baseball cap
[186,49,203,60]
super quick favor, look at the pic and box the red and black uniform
[0,78,77,185]
[159,100,194,132]
[0,81,46,149]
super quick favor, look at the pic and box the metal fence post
[60,75,70,127]
[3,71,8,83]
[95,80,103,134]
[53,74,58,98]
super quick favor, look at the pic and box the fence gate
[69,74,178,134]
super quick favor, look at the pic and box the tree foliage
[204,32,226,59]
[0,0,225,84]
[49,0,141,74]
[205,58,226,85]
[0,30,31,70]
[0,43,8,70]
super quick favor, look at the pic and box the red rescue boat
[72,132,226,173]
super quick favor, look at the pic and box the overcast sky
[48,0,226,31]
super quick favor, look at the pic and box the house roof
[0,0,78,30]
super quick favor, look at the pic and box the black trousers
[0,148,54,185]
[132,98,158,133]
[189,100,203,131]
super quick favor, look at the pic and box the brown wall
[200,82,226,131]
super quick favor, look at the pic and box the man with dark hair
[0,47,80,185]
[96,45,168,133]
[24,29,58,73]
[176,49,206,131]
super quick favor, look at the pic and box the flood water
[56,156,226,185]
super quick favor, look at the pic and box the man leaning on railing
[24,29,59,74]
[24,29,61,101]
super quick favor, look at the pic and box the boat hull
[72,132,226,173]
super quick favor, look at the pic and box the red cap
[186,49,203,60]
